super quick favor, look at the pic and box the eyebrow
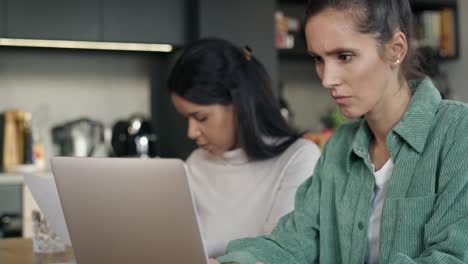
[308,47,360,57]
[187,111,203,118]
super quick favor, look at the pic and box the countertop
[0,238,74,264]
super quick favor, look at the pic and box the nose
[187,118,200,140]
[319,63,341,89]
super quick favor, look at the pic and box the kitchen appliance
[0,184,22,238]
[111,114,158,158]
[0,212,22,238]
[51,118,105,157]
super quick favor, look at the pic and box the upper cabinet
[5,0,100,41]
[0,0,186,46]
[0,0,4,36]
[101,0,186,45]
[197,0,278,92]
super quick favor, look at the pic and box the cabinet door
[6,0,99,41]
[0,0,4,36]
[198,0,278,93]
[101,0,185,46]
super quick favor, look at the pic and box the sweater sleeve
[390,115,468,263]
[262,140,321,234]
[216,154,324,264]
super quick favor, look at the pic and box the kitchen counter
[0,170,52,186]
[0,174,23,185]
[0,238,74,264]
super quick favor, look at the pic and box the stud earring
[394,59,400,65]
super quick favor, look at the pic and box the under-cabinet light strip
[0,38,173,52]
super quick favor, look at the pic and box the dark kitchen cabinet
[0,0,4,36]
[5,0,100,41]
[101,0,186,46]
[3,0,186,45]
[197,0,278,92]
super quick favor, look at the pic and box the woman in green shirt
[210,0,468,263]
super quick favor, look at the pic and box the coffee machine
[111,115,158,158]
[51,118,105,157]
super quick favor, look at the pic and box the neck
[366,79,412,144]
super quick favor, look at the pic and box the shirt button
[358,221,364,230]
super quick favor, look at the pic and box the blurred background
[0,0,466,239]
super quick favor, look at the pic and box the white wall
[441,0,468,102]
[0,48,155,165]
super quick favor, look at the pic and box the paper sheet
[23,174,71,246]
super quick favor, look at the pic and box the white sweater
[186,138,321,257]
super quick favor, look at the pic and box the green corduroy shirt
[217,78,468,264]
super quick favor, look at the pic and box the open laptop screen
[51,157,208,264]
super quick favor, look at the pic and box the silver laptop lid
[51,157,207,264]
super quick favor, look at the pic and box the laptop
[50,157,208,264]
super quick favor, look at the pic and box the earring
[394,59,400,65]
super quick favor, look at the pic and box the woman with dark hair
[211,0,468,263]
[167,38,320,258]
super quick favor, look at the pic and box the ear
[387,31,408,68]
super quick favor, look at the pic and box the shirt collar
[349,78,441,168]
[392,78,441,153]
[218,147,249,165]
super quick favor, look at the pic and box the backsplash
[0,48,159,169]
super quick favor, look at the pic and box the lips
[199,144,210,152]
[332,95,351,104]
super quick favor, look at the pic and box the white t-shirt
[186,138,320,258]
[366,158,394,264]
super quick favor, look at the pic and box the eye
[195,116,208,122]
[310,55,324,64]
[338,53,354,62]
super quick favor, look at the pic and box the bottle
[32,129,45,170]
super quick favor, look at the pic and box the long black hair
[167,38,301,161]
[305,0,424,81]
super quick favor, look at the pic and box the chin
[344,113,362,119]
[210,149,224,156]
[340,109,364,119]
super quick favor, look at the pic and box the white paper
[23,174,71,246]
